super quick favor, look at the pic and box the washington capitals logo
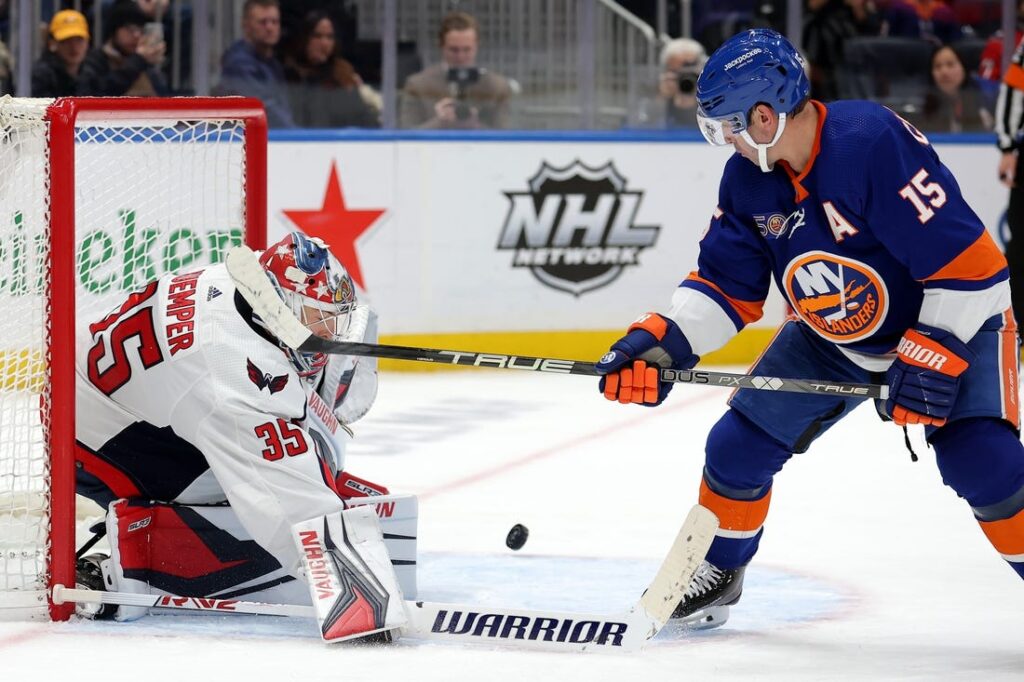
[497,160,660,296]
[247,359,289,394]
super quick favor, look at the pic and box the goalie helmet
[258,231,356,379]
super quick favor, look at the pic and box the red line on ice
[419,391,720,500]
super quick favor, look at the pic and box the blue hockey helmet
[695,29,809,147]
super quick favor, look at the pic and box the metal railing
[5,0,1019,129]
[353,0,661,129]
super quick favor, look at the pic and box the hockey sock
[932,417,1024,579]
[699,477,771,570]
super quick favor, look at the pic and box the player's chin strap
[740,112,788,173]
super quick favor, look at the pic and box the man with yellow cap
[32,10,90,97]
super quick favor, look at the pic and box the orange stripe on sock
[699,479,771,533]
[979,507,1024,556]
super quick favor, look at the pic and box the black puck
[505,523,529,551]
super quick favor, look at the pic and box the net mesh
[0,98,250,620]
[0,98,53,619]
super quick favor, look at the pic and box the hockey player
[597,29,1024,628]
[74,231,414,640]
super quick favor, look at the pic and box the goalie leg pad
[344,493,418,598]
[104,499,310,620]
[292,506,407,642]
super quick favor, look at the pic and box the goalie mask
[258,232,356,379]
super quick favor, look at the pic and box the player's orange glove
[596,313,698,406]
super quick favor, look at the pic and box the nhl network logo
[497,160,660,296]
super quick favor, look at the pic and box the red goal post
[0,97,267,621]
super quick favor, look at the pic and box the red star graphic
[282,162,385,290]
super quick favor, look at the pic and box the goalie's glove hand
[885,323,974,427]
[596,313,698,406]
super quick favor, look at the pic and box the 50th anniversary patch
[497,161,660,296]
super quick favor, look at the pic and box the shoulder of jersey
[822,99,908,150]
[196,263,307,408]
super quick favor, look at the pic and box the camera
[447,66,481,121]
[677,67,700,95]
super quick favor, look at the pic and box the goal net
[0,97,266,620]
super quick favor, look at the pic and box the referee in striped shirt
[997,38,1024,327]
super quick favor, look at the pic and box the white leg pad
[292,506,407,642]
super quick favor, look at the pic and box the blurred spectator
[914,44,992,132]
[884,0,962,45]
[282,11,380,128]
[803,0,881,101]
[399,11,513,129]
[132,0,192,91]
[32,10,90,97]
[0,37,11,95]
[996,39,1024,326]
[279,0,357,54]
[216,0,295,128]
[78,0,168,96]
[978,0,1024,82]
[639,38,707,128]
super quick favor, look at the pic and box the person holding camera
[648,38,707,128]
[77,0,168,97]
[399,11,512,130]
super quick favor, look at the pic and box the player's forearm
[917,280,1012,344]
[667,285,743,357]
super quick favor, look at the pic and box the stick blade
[224,246,311,349]
[639,504,718,626]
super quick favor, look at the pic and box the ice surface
[3,370,1023,680]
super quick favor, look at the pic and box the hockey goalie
[73,231,415,642]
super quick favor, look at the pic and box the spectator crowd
[1,0,1022,135]
[9,0,513,132]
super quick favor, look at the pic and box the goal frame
[42,97,267,620]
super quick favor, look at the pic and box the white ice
[3,369,1024,681]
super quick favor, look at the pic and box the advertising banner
[267,136,1002,362]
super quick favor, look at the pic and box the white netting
[0,97,250,620]
[0,97,53,619]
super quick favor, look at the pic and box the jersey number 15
[898,169,947,224]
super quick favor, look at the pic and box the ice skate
[670,561,745,630]
[75,554,115,620]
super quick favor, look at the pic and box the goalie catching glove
[596,313,698,406]
[885,323,974,427]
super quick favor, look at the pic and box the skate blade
[678,605,729,630]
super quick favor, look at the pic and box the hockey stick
[53,505,718,652]
[225,246,888,400]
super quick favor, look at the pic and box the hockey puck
[505,523,529,551]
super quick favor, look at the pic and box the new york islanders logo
[247,359,289,394]
[783,252,888,343]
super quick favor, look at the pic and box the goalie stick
[54,505,718,652]
[224,246,888,400]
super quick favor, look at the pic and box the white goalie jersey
[75,261,378,579]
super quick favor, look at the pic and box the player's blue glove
[596,313,698,406]
[885,323,974,427]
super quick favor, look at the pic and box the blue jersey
[673,100,1009,363]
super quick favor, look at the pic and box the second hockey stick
[54,505,718,652]
[225,246,888,400]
